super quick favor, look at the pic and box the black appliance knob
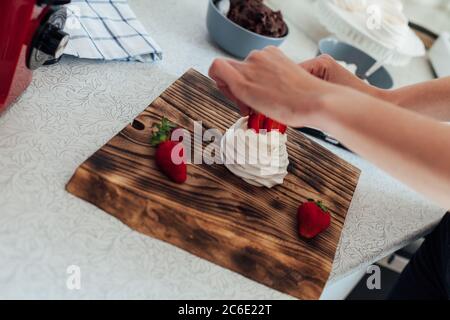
[27,7,69,70]
[39,25,69,59]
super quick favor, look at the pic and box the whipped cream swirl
[221,117,289,188]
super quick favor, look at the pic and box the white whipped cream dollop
[220,117,289,188]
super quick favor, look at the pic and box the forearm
[377,77,450,121]
[310,88,450,209]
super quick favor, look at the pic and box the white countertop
[0,0,447,299]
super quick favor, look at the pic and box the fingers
[299,54,336,80]
[210,59,252,116]
[209,58,245,94]
[299,58,326,79]
[208,47,303,119]
[216,83,250,115]
[209,58,254,111]
[236,101,251,116]
[298,57,318,73]
[245,46,286,66]
[217,83,236,102]
[209,47,284,93]
[258,45,286,58]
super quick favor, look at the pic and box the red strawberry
[297,199,331,239]
[151,117,187,184]
[248,112,266,133]
[276,122,287,134]
[248,111,287,134]
[263,118,287,134]
[155,140,187,184]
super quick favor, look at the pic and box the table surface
[0,0,447,299]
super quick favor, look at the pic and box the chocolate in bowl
[207,0,289,59]
[226,0,288,38]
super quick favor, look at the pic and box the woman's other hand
[208,46,339,128]
[299,54,386,99]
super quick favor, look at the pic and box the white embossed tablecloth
[0,0,446,299]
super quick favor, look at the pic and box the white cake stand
[316,0,426,66]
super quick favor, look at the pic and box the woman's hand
[299,54,385,99]
[209,46,339,128]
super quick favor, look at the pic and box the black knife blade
[298,127,352,152]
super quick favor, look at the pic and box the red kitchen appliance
[0,0,70,114]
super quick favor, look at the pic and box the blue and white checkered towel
[64,0,162,62]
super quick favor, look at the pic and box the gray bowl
[207,0,288,59]
[318,38,394,89]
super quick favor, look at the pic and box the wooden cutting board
[66,69,360,300]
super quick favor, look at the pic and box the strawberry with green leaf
[151,117,187,184]
[297,199,331,239]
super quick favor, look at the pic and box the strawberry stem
[150,117,177,147]
[307,198,328,212]
[316,200,328,212]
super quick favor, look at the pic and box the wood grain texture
[66,69,360,300]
